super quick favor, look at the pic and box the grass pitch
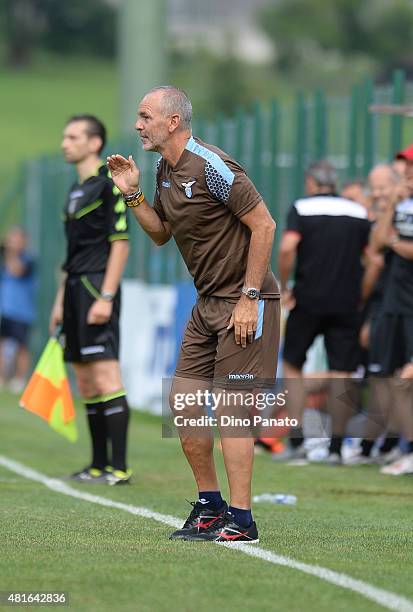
[0,391,412,611]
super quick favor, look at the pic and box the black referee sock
[84,401,108,470]
[101,393,130,472]
[360,439,375,457]
[329,436,343,456]
[379,434,399,454]
[289,427,304,449]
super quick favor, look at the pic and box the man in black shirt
[49,115,131,485]
[277,160,370,463]
[351,164,404,465]
[369,165,413,476]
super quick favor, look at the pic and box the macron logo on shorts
[80,345,105,356]
[103,406,124,416]
[228,373,254,380]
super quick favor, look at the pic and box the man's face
[5,228,26,253]
[135,92,171,152]
[61,121,99,163]
[368,168,395,204]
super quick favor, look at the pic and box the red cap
[395,144,413,161]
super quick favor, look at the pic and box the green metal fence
[4,69,413,356]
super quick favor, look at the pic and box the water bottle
[252,493,297,505]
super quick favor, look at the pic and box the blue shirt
[0,252,36,324]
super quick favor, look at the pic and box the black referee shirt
[62,164,129,275]
[285,193,370,314]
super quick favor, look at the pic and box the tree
[3,0,44,67]
[257,0,413,76]
[38,0,115,58]
[1,0,116,68]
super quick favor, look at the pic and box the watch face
[248,289,258,299]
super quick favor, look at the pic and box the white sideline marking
[1,456,412,612]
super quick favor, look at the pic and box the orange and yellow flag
[19,338,78,442]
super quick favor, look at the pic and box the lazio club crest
[182,180,196,198]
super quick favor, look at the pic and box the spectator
[349,164,405,465]
[0,226,36,392]
[368,159,413,476]
[361,164,404,313]
[392,143,413,183]
[368,164,405,218]
[276,160,370,463]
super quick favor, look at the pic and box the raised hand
[107,154,140,195]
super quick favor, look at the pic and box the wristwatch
[242,287,260,300]
[100,291,115,302]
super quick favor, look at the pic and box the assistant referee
[49,115,131,485]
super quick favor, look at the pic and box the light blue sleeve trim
[255,299,265,340]
[186,136,235,186]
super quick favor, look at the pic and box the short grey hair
[148,85,192,130]
[306,160,338,191]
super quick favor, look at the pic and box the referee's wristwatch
[100,291,115,302]
[242,286,261,300]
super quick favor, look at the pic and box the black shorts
[283,305,361,372]
[63,273,120,363]
[0,317,31,346]
[368,313,413,375]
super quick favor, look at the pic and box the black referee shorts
[283,305,361,372]
[63,273,120,363]
[368,313,413,376]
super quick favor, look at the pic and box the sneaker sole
[381,469,413,476]
[69,477,107,483]
[169,532,191,540]
[106,480,131,486]
[182,536,260,544]
[218,539,260,545]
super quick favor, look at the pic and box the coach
[108,86,280,543]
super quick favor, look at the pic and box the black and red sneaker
[169,500,228,540]
[184,511,259,543]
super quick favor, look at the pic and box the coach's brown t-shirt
[153,136,279,300]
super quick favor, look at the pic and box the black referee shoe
[169,500,228,540]
[184,511,259,543]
